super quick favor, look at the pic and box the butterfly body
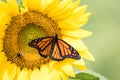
[29,35,80,61]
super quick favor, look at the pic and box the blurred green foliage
[81,0,120,80]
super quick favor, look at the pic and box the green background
[81,0,120,80]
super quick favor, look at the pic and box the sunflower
[0,0,94,80]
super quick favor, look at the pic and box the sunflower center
[3,11,61,69]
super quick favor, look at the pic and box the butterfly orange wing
[29,37,53,58]
[49,39,80,61]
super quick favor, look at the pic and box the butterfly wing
[49,42,63,61]
[50,39,81,61]
[29,37,53,58]
[29,35,81,61]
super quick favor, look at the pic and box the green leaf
[83,70,108,80]
[70,72,99,80]
[70,70,108,80]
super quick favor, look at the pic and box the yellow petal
[58,15,89,29]
[22,0,41,11]
[0,12,11,26]
[39,0,59,12]
[0,25,7,32]
[58,5,90,29]
[78,50,95,61]
[58,21,80,29]
[41,0,59,14]
[0,71,10,80]
[83,13,92,19]
[39,65,50,80]
[15,67,32,80]
[72,5,88,19]
[62,36,87,50]
[30,68,40,80]
[6,63,17,80]
[58,17,89,29]
[79,13,91,27]
[49,0,80,21]
[39,64,61,80]
[23,0,58,14]
[68,58,85,66]
[70,59,87,70]
[59,71,69,80]
[0,52,4,62]
[13,66,20,80]
[0,52,7,71]
[48,61,68,80]
[74,65,87,70]
[0,62,17,80]
[0,0,19,16]
[56,61,75,77]
[48,60,56,69]
[0,31,5,39]
[61,29,92,39]
[41,66,61,80]
[50,69,61,80]
[17,68,30,80]
[7,63,17,80]
[48,0,72,17]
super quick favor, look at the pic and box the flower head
[0,0,94,80]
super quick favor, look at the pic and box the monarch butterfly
[28,34,81,61]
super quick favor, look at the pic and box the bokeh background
[81,0,120,80]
